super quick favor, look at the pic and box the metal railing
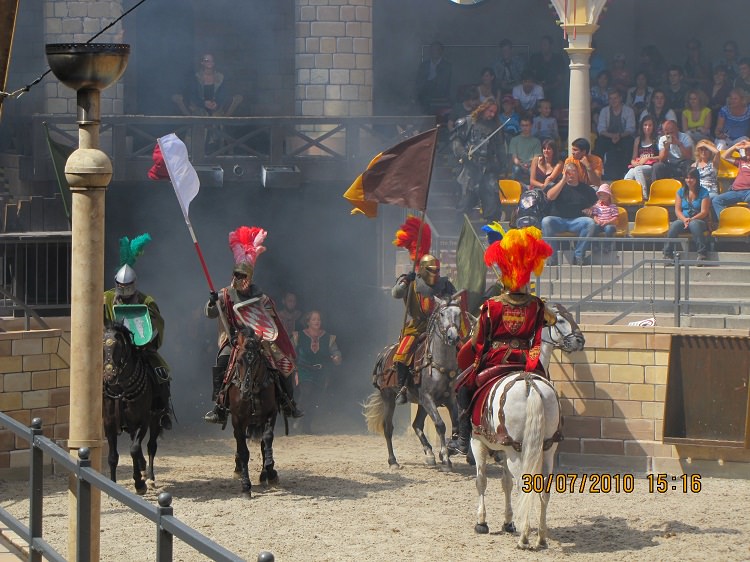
[0,233,72,329]
[435,233,750,327]
[0,413,272,562]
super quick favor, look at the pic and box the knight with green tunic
[103,233,173,431]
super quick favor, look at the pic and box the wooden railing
[31,114,436,185]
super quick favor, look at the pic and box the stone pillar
[295,0,372,118]
[565,28,596,148]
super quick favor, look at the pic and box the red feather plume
[392,215,432,262]
[229,226,267,268]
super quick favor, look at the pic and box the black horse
[102,320,161,495]
[223,328,279,496]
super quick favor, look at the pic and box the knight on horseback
[203,226,303,425]
[103,233,173,431]
[447,226,556,456]
[391,217,456,405]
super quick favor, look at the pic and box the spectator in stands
[173,53,243,117]
[638,45,667,88]
[591,183,619,253]
[663,168,711,263]
[509,116,541,186]
[641,90,677,136]
[541,163,598,266]
[477,67,499,104]
[715,40,740,83]
[626,72,654,116]
[653,120,694,181]
[624,115,659,199]
[527,35,567,108]
[734,58,750,98]
[595,89,636,180]
[684,38,712,92]
[691,139,721,202]
[709,65,733,124]
[714,88,750,150]
[665,66,689,114]
[512,72,545,115]
[449,85,480,130]
[416,41,452,116]
[712,139,750,219]
[529,138,563,191]
[493,39,525,94]
[532,99,559,142]
[590,70,611,115]
[682,89,712,143]
[610,53,632,97]
[498,93,521,139]
[565,137,603,186]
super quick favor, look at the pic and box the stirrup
[203,405,226,424]
[284,402,304,419]
[160,411,173,431]
[447,437,468,456]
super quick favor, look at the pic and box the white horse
[472,302,584,549]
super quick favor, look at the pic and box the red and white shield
[501,305,525,335]
[233,297,278,342]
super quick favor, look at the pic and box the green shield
[113,304,153,346]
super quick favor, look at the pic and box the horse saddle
[372,335,429,391]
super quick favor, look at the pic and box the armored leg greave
[395,362,410,405]
[279,374,303,418]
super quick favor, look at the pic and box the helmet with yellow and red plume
[484,226,552,292]
[229,226,267,286]
[393,215,440,285]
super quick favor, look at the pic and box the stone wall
[0,329,70,473]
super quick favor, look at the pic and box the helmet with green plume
[115,233,152,299]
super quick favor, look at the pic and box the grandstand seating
[498,179,522,206]
[644,178,681,207]
[610,179,643,208]
[712,206,750,238]
[629,206,669,237]
[615,206,629,237]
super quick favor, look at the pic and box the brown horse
[102,320,161,495]
[223,328,279,496]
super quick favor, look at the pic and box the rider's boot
[280,373,304,418]
[395,362,410,405]
[204,365,228,424]
[158,379,173,431]
[447,386,472,455]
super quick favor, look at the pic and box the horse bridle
[416,303,461,375]
[103,327,148,401]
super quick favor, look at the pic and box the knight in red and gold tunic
[448,226,555,456]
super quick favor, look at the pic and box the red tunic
[457,293,547,390]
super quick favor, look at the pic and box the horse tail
[362,391,385,435]
[515,377,545,539]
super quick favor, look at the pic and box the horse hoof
[267,475,279,486]
[474,523,489,534]
[147,479,157,489]
[135,484,147,496]
[425,456,436,466]
[516,538,530,550]
[503,522,516,533]
[535,538,548,549]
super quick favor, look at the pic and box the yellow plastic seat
[718,158,739,193]
[610,179,643,207]
[645,178,681,207]
[712,206,750,237]
[629,206,669,237]
[498,179,522,206]
[615,206,629,237]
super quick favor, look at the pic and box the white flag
[157,133,200,222]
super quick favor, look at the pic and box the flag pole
[464,214,502,281]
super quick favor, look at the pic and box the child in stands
[532,99,559,142]
[591,183,619,252]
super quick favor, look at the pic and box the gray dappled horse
[472,302,584,549]
[363,297,465,470]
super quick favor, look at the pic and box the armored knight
[103,233,173,431]
[391,217,456,405]
[451,98,507,223]
[447,226,556,456]
[203,226,302,424]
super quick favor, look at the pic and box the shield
[113,304,153,346]
[233,297,279,342]
[501,304,525,335]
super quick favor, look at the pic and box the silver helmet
[114,264,137,299]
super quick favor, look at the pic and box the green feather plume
[119,233,152,267]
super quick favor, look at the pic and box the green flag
[43,122,73,222]
[456,214,487,314]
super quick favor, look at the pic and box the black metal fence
[0,414,272,562]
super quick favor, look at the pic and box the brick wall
[0,329,70,473]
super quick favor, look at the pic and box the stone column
[295,0,372,118]
[565,28,596,148]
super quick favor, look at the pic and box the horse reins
[103,329,148,402]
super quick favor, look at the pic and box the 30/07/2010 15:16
[647,473,702,493]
